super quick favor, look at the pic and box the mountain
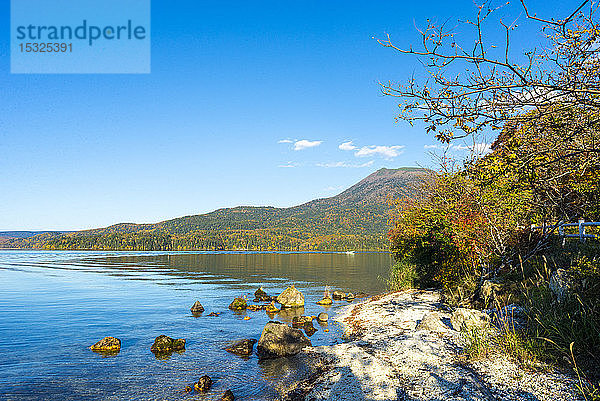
[3,167,430,251]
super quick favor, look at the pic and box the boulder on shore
[416,312,449,332]
[316,297,333,305]
[332,290,345,300]
[150,335,186,353]
[90,336,121,353]
[220,389,235,401]
[194,375,212,393]
[254,287,271,302]
[229,297,248,311]
[451,308,490,332]
[226,339,257,356]
[277,286,305,308]
[190,301,205,314]
[549,268,573,302]
[256,321,311,359]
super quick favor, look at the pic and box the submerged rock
[277,286,305,308]
[291,316,313,328]
[220,389,235,401]
[332,290,345,300]
[316,297,333,305]
[150,335,186,354]
[226,339,257,356]
[317,312,329,322]
[190,301,205,314]
[194,375,212,393]
[229,297,248,311]
[207,312,221,317]
[254,287,271,302]
[256,321,311,359]
[451,308,490,332]
[90,336,121,353]
[275,306,305,322]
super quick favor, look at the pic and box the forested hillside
[3,168,429,251]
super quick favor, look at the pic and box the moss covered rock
[90,336,121,353]
[229,297,248,310]
[150,335,186,353]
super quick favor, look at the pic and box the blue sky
[0,0,575,230]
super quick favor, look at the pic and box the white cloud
[339,141,357,151]
[424,143,491,154]
[355,145,405,158]
[471,143,492,154]
[278,162,297,168]
[316,160,374,168]
[278,139,293,144]
[294,139,322,151]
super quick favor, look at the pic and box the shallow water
[0,251,391,400]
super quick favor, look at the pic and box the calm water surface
[0,251,391,400]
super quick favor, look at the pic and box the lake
[0,251,392,400]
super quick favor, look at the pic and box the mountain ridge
[3,167,430,251]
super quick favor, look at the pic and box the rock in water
[256,321,311,359]
[317,312,328,322]
[190,301,205,314]
[226,339,257,356]
[304,321,317,336]
[450,308,491,332]
[291,316,313,328]
[90,337,121,352]
[415,312,449,332]
[150,335,186,353]
[229,297,248,310]
[316,297,333,305]
[194,375,212,393]
[265,301,279,313]
[220,389,235,401]
[277,285,305,308]
[254,287,271,302]
[332,290,345,300]
[346,293,355,301]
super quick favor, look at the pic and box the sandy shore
[290,290,582,401]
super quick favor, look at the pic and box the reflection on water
[0,251,391,400]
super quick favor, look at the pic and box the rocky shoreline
[285,290,583,401]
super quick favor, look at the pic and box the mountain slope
[6,167,430,251]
